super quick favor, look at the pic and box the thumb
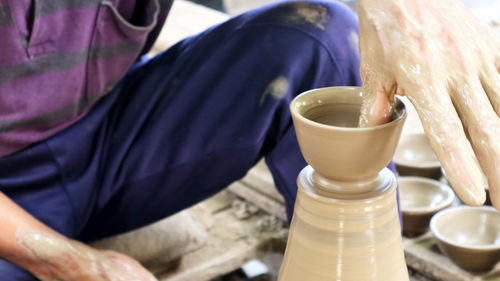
[360,82,397,126]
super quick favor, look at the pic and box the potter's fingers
[360,87,393,126]
[359,21,396,127]
[481,64,500,116]
[407,86,486,206]
[496,49,500,72]
[495,36,500,72]
[490,27,500,72]
[451,80,500,210]
[489,181,500,214]
[486,26,500,72]
[360,81,397,126]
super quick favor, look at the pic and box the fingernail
[464,184,486,206]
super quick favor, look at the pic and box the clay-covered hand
[18,231,158,281]
[358,0,500,208]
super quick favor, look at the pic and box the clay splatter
[348,30,360,54]
[259,76,289,106]
[232,199,259,220]
[279,3,330,30]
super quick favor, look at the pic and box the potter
[359,0,500,209]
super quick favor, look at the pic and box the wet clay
[16,231,157,281]
[278,87,409,281]
[303,104,361,127]
[358,0,500,209]
[276,2,330,30]
[259,76,289,106]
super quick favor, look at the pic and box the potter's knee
[245,1,360,61]
[248,1,358,36]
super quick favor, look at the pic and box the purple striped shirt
[0,0,173,157]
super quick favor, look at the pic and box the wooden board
[156,191,288,281]
[240,161,285,204]
[404,234,500,281]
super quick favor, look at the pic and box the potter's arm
[0,192,57,278]
[357,0,500,209]
[0,192,158,281]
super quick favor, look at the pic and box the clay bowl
[430,206,500,272]
[399,177,454,237]
[394,134,441,179]
[290,86,406,185]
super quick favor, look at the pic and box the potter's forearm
[0,192,158,280]
[0,192,60,278]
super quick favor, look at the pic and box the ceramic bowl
[399,177,454,237]
[394,133,441,179]
[290,87,406,183]
[430,206,500,272]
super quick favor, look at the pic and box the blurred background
[187,0,356,15]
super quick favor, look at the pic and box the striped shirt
[0,0,172,157]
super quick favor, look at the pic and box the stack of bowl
[395,133,500,272]
[394,133,454,237]
[394,133,441,180]
[398,177,454,237]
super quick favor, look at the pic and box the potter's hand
[358,0,500,208]
[18,232,157,281]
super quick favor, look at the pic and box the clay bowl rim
[394,133,441,169]
[399,176,455,215]
[290,86,407,133]
[430,206,500,251]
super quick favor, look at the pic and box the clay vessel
[278,87,409,281]
[398,176,454,237]
[430,206,500,272]
[394,133,442,180]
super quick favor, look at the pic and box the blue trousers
[0,1,371,279]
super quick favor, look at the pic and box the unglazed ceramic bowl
[394,134,441,179]
[398,177,454,237]
[430,206,500,272]
[290,86,406,185]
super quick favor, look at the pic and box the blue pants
[0,1,369,279]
